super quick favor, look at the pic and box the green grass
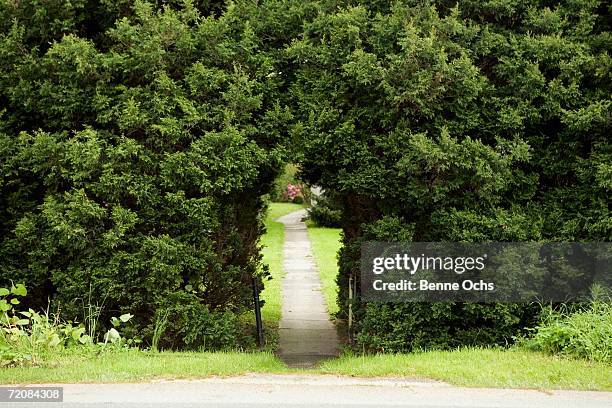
[317,348,612,391]
[0,350,288,384]
[306,225,342,317]
[2,347,610,390]
[265,202,305,221]
[524,299,612,363]
[260,202,304,339]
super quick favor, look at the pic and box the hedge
[1,0,609,352]
[0,0,295,349]
[290,0,611,351]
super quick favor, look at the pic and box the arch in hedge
[1,0,609,351]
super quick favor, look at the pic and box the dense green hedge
[291,1,611,350]
[1,0,609,352]
[0,0,297,349]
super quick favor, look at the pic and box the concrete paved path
[6,375,611,407]
[276,209,340,367]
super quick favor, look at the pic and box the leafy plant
[80,283,108,343]
[1,284,137,366]
[1,284,90,366]
[283,182,306,204]
[522,289,612,363]
[307,191,342,228]
[105,313,134,345]
[270,164,306,203]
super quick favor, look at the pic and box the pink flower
[283,183,303,201]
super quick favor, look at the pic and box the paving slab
[276,209,340,368]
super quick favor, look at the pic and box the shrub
[524,291,612,363]
[291,1,610,350]
[356,302,539,353]
[307,191,342,228]
[270,164,300,202]
[269,163,310,204]
[283,183,304,203]
[0,1,293,349]
[147,292,248,351]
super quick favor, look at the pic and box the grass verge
[2,348,610,391]
[306,225,342,317]
[0,350,288,384]
[317,348,612,391]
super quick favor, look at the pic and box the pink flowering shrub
[283,182,304,203]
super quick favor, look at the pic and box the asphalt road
[2,374,611,408]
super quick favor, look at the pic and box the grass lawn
[318,348,612,391]
[0,350,287,384]
[2,348,609,391]
[265,202,305,221]
[259,202,304,341]
[261,202,341,321]
[306,225,342,317]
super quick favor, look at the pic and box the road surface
[2,374,611,407]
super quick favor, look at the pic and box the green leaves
[0,285,26,314]
[111,313,133,333]
[104,328,121,344]
[11,284,27,297]
[0,0,291,350]
[119,313,133,323]
[0,300,11,313]
[0,0,608,354]
[0,285,27,299]
[291,0,611,351]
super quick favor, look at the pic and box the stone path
[276,209,340,368]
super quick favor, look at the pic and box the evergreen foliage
[0,0,293,349]
[1,0,609,351]
[290,0,611,350]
